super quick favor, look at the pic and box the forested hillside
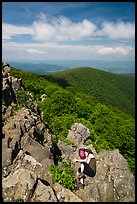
[10,66,135,174]
[48,67,135,117]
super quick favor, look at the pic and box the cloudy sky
[2,2,135,62]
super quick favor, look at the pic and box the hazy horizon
[4,59,135,75]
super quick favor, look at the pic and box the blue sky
[2,2,135,62]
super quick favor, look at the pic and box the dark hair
[85,149,93,154]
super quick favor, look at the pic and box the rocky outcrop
[2,138,13,168]
[2,63,57,201]
[2,63,23,107]
[2,107,53,175]
[53,182,83,202]
[30,180,58,202]
[2,63,135,202]
[67,122,91,146]
[3,168,37,202]
[2,64,39,120]
[40,93,47,101]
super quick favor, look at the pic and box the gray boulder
[67,123,91,146]
[2,77,14,106]
[11,77,23,91]
[40,94,47,101]
[10,150,54,186]
[2,168,37,202]
[20,133,52,163]
[30,180,58,202]
[2,138,13,168]
[2,64,24,106]
[3,65,11,73]
[57,140,75,161]
[53,182,83,202]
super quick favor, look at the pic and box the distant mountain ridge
[7,61,135,75]
[8,62,67,74]
[48,67,135,117]
[119,73,135,77]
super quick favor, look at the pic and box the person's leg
[80,163,84,184]
[78,162,85,187]
[75,163,85,190]
[76,167,81,177]
[80,162,84,172]
[84,159,96,177]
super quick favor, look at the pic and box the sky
[2,2,135,62]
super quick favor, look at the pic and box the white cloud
[32,14,135,41]
[2,23,34,40]
[32,15,97,41]
[2,41,135,61]
[99,21,135,40]
[98,46,133,56]
[2,14,135,41]
[27,48,47,54]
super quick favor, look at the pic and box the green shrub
[49,161,76,191]
[15,198,24,202]
[16,90,30,107]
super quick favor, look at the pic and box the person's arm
[86,153,95,164]
[73,158,86,163]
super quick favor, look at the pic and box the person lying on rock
[74,148,96,189]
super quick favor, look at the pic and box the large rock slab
[53,182,83,202]
[2,138,13,168]
[31,180,58,202]
[10,150,54,186]
[2,168,37,202]
[57,140,75,161]
[20,133,52,163]
[67,123,91,146]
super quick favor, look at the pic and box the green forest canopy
[48,67,135,117]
